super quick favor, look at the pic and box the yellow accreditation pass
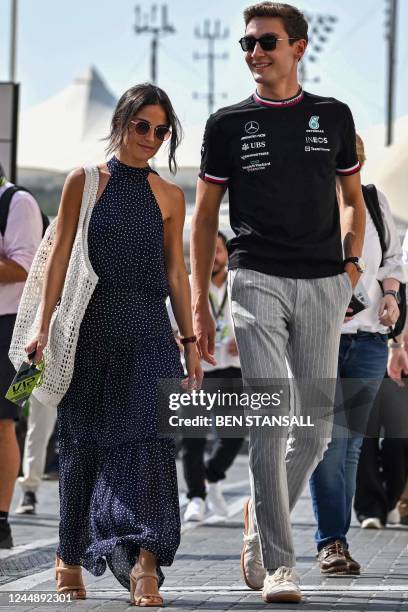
[5,360,44,407]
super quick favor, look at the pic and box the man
[190,2,365,604]
[0,163,43,547]
[309,134,406,574]
[15,398,57,515]
[180,232,244,521]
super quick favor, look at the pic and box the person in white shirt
[354,228,408,529]
[309,135,407,575]
[0,164,43,548]
[169,232,244,521]
[388,230,408,383]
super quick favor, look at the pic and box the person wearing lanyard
[309,134,407,574]
[173,232,244,521]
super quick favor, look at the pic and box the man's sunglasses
[239,35,298,52]
[129,119,171,142]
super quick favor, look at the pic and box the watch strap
[383,289,400,303]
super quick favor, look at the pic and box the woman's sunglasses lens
[156,127,171,141]
[134,120,150,135]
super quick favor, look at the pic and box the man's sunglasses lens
[239,36,277,52]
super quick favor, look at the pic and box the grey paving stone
[1,456,408,610]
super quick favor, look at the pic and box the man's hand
[193,302,217,366]
[387,347,408,387]
[378,295,400,327]
[343,306,354,323]
[227,338,239,357]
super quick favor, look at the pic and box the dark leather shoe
[317,540,348,574]
[344,549,361,575]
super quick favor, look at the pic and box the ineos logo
[245,121,259,135]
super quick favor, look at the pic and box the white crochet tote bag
[9,165,100,407]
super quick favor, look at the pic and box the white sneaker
[361,517,383,529]
[184,497,205,522]
[387,506,400,525]
[262,566,302,603]
[241,497,266,590]
[15,491,37,515]
[206,482,229,517]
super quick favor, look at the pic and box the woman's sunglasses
[129,119,171,142]
[239,35,298,52]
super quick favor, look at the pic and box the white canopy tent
[18,66,203,172]
[18,67,117,172]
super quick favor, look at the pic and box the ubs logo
[245,121,260,135]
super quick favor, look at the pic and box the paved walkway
[1,455,408,611]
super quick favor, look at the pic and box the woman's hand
[183,343,204,391]
[25,331,48,364]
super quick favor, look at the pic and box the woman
[25,84,202,606]
[309,134,406,575]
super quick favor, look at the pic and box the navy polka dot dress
[56,155,184,590]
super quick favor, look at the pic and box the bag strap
[79,166,100,281]
[0,185,50,237]
[362,184,386,266]
[0,186,21,236]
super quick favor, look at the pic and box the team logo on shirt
[305,115,331,152]
[245,121,260,135]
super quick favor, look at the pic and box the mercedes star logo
[245,121,260,135]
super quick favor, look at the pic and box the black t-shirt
[199,88,360,278]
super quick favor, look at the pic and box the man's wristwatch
[383,289,401,304]
[343,256,366,273]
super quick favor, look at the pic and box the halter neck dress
[56,155,184,589]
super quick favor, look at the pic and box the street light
[134,4,175,85]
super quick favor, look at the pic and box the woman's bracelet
[180,335,197,345]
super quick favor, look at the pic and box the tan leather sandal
[129,569,163,607]
[55,555,86,600]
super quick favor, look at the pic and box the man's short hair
[243,2,308,43]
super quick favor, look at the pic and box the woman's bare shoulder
[64,167,86,193]
[150,173,185,202]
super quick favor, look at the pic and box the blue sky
[1,0,407,134]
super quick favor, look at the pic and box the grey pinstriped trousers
[228,268,353,569]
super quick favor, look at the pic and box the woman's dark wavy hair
[105,83,182,174]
